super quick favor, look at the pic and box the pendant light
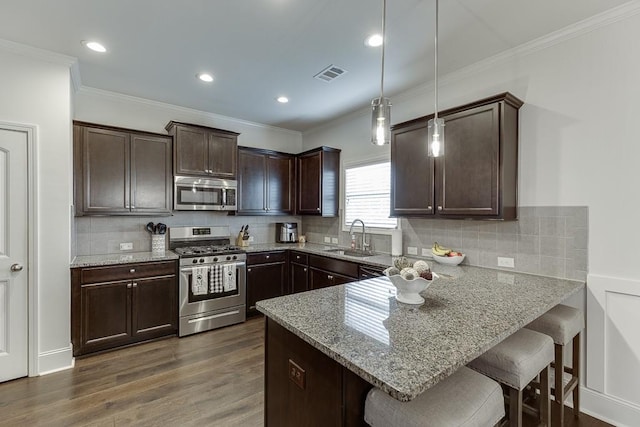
[427,0,444,157]
[371,0,391,146]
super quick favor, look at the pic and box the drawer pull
[127,283,132,289]
[266,255,270,259]
[130,268,136,273]
[327,275,333,280]
[132,282,137,288]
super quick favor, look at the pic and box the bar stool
[468,328,554,427]
[364,366,505,427]
[526,304,584,425]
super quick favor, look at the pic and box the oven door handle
[180,262,246,273]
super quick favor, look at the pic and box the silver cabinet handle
[127,283,132,289]
[427,205,433,210]
[296,255,301,260]
[248,268,252,272]
[303,268,307,272]
[10,263,23,272]
[265,255,270,259]
[132,282,137,288]
[327,275,333,280]
[438,206,443,210]
[130,268,136,273]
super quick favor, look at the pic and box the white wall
[74,87,303,153]
[303,8,640,426]
[0,46,73,373]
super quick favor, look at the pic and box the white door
[0,126,28,382]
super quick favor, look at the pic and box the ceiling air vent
[314,64,348,82]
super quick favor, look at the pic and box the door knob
[11,263,24,272]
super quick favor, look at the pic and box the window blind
[344,162,397,229]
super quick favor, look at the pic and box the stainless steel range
[169,226,246,337]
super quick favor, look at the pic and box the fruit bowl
[432,253,465,265]
[387,274,436,304]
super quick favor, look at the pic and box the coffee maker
[276,222,298,243]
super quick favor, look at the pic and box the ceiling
[0,0,630,131]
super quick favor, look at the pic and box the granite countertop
[242,242,394,267]
[256,265,584,402]
[70,251,178,268]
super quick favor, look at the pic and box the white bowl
[432,253,465,265]
[387,274,435,304]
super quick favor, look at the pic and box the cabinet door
[266,153,295,214]
[390,121,435,216]
[290,262,309,294]
[132,275,177,340]
[81,127,130,214]
[436,103,499,217]
[208,132,237,178]
[80,281,132,354]
[130,134,172,214]
[237,149,267,214]
[247,262,287,315]
[174,125,209,176]
[309,268,354,290]
[297,151,322,214]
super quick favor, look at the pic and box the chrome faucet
[349,219,369,252]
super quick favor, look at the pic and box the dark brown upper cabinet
[296,146,341,216]
[73,122,172,216]
[237,147,295,215]
[390,93,523,220]
[166,121,239,179]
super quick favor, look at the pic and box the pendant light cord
[434,0,439,120]
[380,0,386,100]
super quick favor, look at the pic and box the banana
[432,242,451,256]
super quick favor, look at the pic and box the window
[344,161,397,229]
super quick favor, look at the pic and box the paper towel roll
[391,229,403,256]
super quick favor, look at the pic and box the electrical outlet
[331,237,339,244]
[324,236,331,243]
[120,242,133,251]
[421,248,431,256]
[407,246,418,255]
[497,257,515,268]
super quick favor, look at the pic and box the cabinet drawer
[247,251,287,265]
[79,261,176,284]
[290,251,308,265]
[308,255,358,279]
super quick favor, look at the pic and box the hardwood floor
[0,317,611,426]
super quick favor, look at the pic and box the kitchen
[1,1,640,426]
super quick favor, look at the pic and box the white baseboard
[36,345,74,376]
[581,386,640,427]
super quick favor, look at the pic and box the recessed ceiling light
[197,73,214,83]
[365,34,383,47]
[81,40,107,53]
[276,96,289,104]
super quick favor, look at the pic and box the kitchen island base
[265,318,371,427]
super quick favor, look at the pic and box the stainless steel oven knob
[192,259,198,264]
[213,257,218,262]
[232,255,237,260]
[199,258,205,263]
[226,256,231,261]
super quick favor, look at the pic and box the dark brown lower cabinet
[247,251,288,316]
[308,255,358,290]
[290,262,309,294]
[71,260,178,356]
[265,318,371,426]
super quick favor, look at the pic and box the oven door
[179,261,246,317]
[174,176,237,211]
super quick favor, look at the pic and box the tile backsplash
[300,206,588,281]
[74,212,301,256]
[74,207,587,281]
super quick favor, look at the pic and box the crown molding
[0,38,76,67]
[305,0,640,136]
[76,86,302,136]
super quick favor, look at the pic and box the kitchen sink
[324,248,375,258]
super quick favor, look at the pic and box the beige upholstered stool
[526,304,584,425]
[468,328,554,427]
[364,366,505,427]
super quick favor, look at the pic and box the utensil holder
[151,234,165,254]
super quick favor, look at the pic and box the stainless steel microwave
[174,176,237,211]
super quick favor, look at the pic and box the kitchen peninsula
[257,265,584,426]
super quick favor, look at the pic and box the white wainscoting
[586,274,640,426]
